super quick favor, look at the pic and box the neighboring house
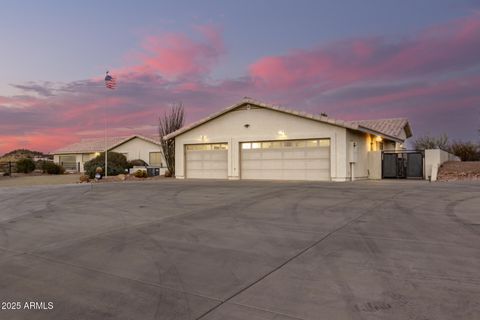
[164,98,412,181]
[51,135,165,172]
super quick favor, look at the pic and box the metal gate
[382,151,424,179]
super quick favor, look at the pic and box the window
[149,152,163,166]
[186,143,228,151]
[241,139,330,150]
[252,142,262,149]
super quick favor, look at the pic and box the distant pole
[104,71,117,177]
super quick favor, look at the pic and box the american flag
[104,71,116,89]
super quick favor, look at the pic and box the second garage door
[185,143,228,179]
[241,139,330,181]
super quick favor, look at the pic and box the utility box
[147,167,160,177]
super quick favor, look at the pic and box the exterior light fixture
[375,136,383,142]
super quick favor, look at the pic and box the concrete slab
[0,179,479,319]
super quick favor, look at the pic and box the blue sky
[0,0,479,153]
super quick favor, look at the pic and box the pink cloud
[1,14,480,155]
[122,25,225,79]
[249,13,480,89]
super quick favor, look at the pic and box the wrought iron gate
[382,151,424,179]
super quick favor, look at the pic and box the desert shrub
[128,159,148,168]
[83,152,129,178]
[42,161,65,174]
[164,170,172,178]
[134,170,148,178]
[79,175,90,183]
[16,158,36,173]
[449,141,480,161]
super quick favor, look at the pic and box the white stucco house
[165,99,412,181]
[51,135,165,172]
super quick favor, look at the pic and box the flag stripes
[104,72,116,90]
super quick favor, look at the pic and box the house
[164,98,412,181]
[51,135,165,172]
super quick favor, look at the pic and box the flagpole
[104,98,108,178]
[104,70,116,178]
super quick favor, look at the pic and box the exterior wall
[346,130,369,180]
[53,137,164,173]
[174,107,349,181]
[367,151,382,179]
[54,153,95,172]
[425,149,460,181]
[111,137,164,165]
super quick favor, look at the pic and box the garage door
[59,155,77,171]
[241,139,330,181]
[185,143,228,179]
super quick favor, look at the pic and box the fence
[0,161,15,176]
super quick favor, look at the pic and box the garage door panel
[241,139,330,181]
[186,145,228,179]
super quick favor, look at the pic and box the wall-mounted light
[375,136,383,142]
[94,152,100,157]
[200,135,207,142]
[278,130,286,138]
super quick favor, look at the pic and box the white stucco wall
[367,151,382,179]
[111,137,164,166]
[54,137,164,173]
[174,107,350,181]
[346,130,369,180]
[425,149,460,181]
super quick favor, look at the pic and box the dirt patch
[0,173,81,188]
[437,161,480,181]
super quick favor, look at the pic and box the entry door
[240,139,330,181]
[185,143,228,179]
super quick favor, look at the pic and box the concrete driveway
[0,180,479,319]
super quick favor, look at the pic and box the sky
[1,0,480,154]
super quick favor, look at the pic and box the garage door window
[186,143,228,151]
[241,139,329,149]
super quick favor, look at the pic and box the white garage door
[185,143,228,179]
[241,139,330,181]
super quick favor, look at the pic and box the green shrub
[134,170,148,178]
[16,158,35,173]
[42,162,65,174]
[84,152,129,178]
[128,159,148,167]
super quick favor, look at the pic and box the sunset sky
[1,0,479,154]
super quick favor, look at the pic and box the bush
[42,161,65,174]
[128,159,148,168]
[449,141,480,161]
[134,170,148,178]
[164,170,172,178]
[16,158,36,173]
[79,175,90,183]
[413,134,449,150]
[83,152,129,178]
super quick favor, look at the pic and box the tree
[83,152,129,178]
[158,102,185,176]
[16,158,36,173]
[413,134,449,150]
[449,141,480,161]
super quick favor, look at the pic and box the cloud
[121,24,225,80]
[10,82,55,97]
[249,12,480,89]
[1,15,480,155]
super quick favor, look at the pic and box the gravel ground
[438,161,480,181]
[0,174,81,187]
